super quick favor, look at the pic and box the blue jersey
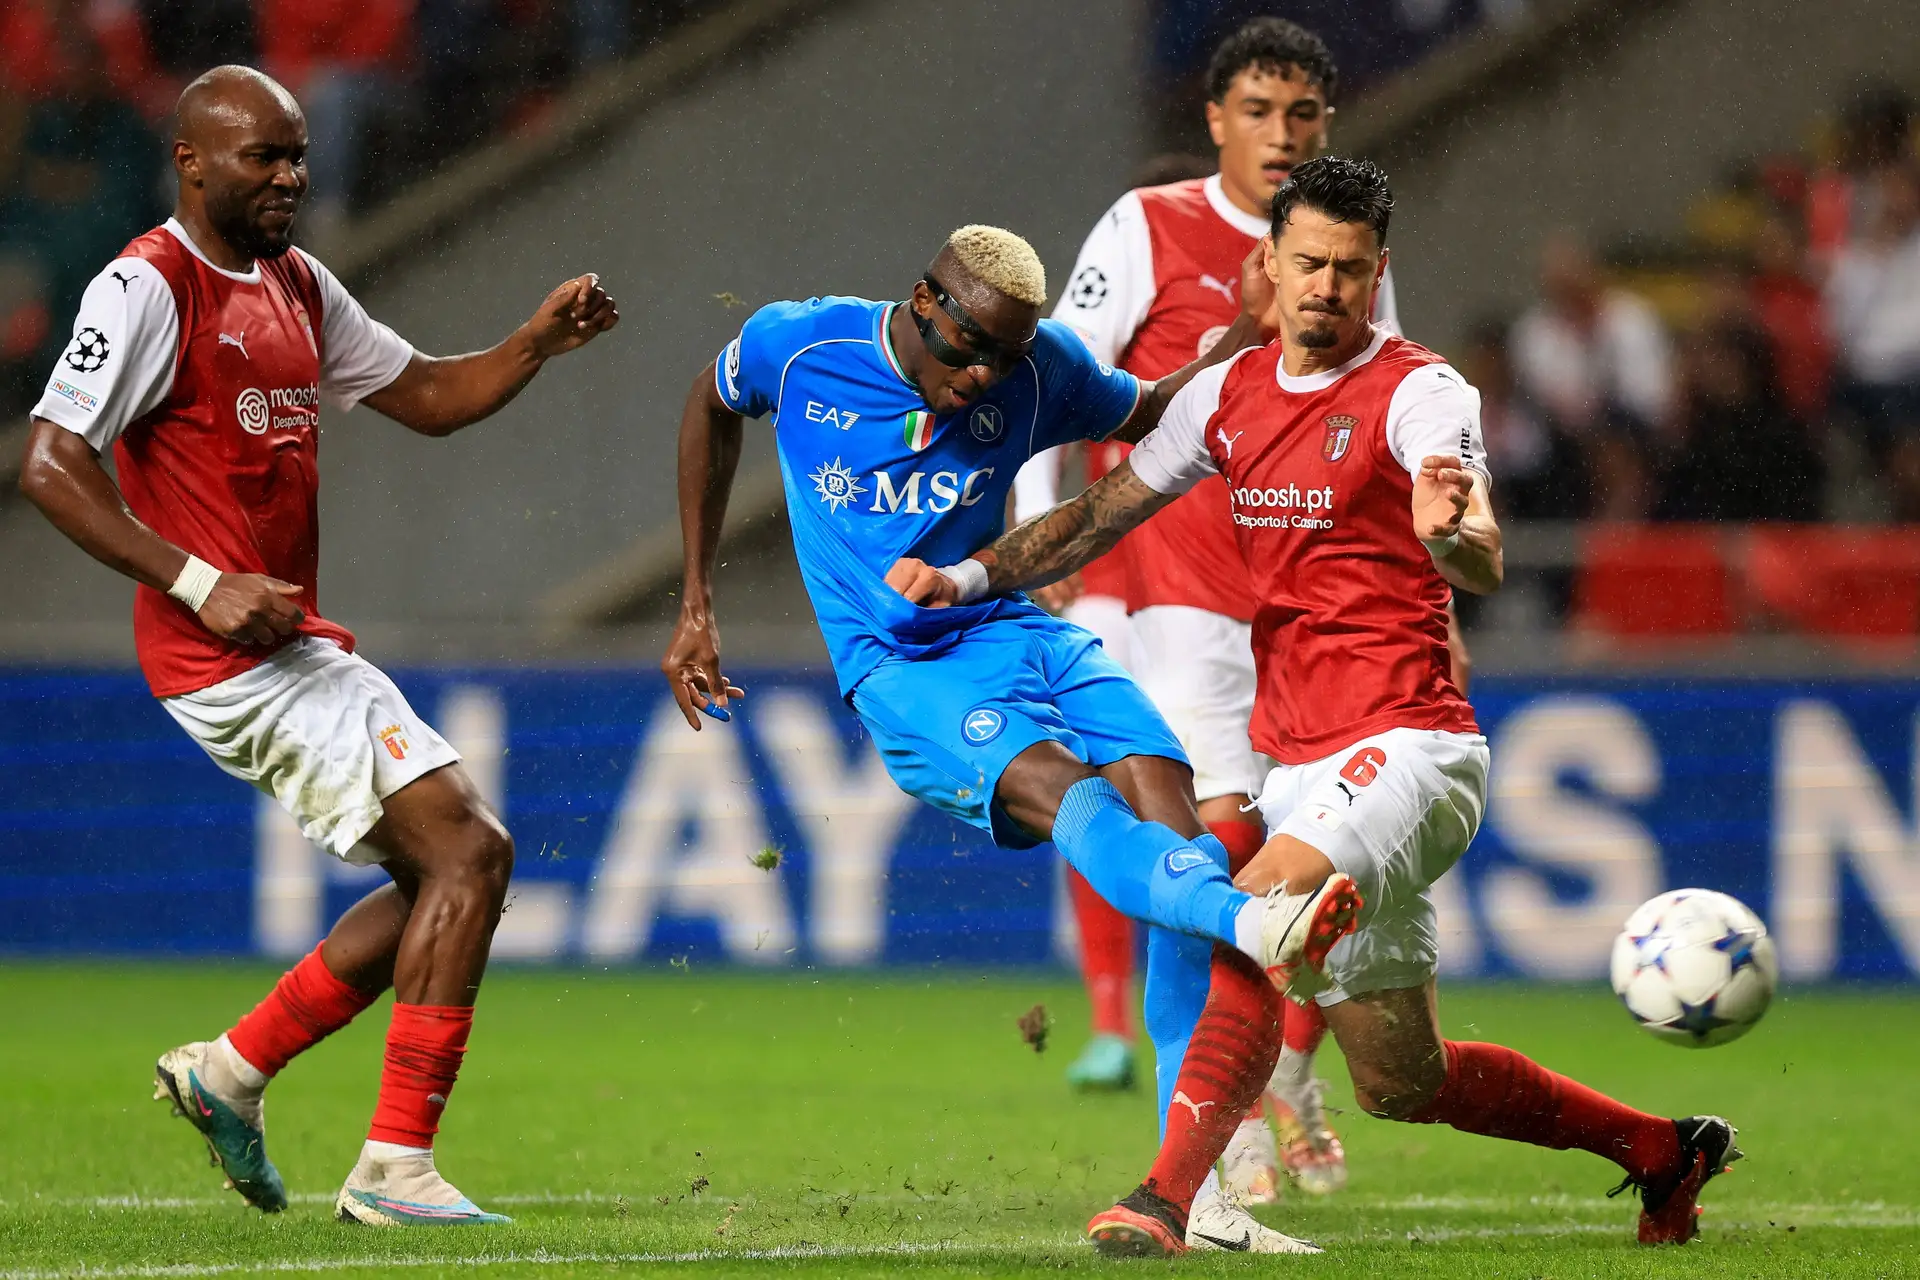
[716,296,1143,694]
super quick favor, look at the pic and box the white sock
[1232,897,1267,961]
[1269,1045,1312,1108]
[213,1034,268,1092]
[364,1139,434,1163]
[1192,1168,1224,1206]
[1271,1048,1327,1131]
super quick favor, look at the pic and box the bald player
[19,66,618,1226]
[664,227,1353,1253]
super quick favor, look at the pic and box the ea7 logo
[1323,415,1358,463]
[805,400,860,430]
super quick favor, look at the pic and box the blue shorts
[850,607,1187,849]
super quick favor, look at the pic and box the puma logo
[1335,780,1359,806]
[110,270,135,292]
[1170,1090,1216,1122]
[1217,427,1244,459]
[218,331,249,360]
[1197,273,1236,305]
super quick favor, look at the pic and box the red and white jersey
[1128,328,1484,764]
[1025,174,1399,618]
[33,219,413,697]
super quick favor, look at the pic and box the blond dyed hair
[944,225,1047,306]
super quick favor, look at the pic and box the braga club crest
[1322,414,1358,463]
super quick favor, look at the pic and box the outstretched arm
[360,274,618,436]
[887,459,1179,607]
[660,366,749,729]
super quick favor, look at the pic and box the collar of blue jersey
[877,302,918,391]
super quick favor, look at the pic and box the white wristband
[167,555,223,613]
[935,558,990,604]
[1421,532,1461,558]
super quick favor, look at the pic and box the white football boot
[1256,874,1363,999]
[1186,1188,1322,1254]
[1219,1113,1282,1205]
[335,1142,510,1226]
[1269,1075,1349,1196]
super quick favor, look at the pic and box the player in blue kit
[662,225,1355,1254]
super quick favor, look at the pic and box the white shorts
[1065,593,1133,672]
[161,637,460,864]
[1131,605,1266,803]
[1254,727,1489,1004]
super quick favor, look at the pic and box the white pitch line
[0,1242,1004,1280]
[7,1190,1918,1217]
[5,1212,1920,1280]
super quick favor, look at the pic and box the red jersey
[33,219,414,696]
[1128,330,1482,764]
[1047,174,1401,619]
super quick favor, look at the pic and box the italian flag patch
[903,410,935,451]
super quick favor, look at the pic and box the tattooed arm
[885,460,1178,607]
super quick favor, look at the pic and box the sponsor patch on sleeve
[720,337,742,403]
[49,379,99,413]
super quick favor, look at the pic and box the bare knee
[464,815,515,910]
[998,742,1099,841]
[1351,1051,1448,1121]
[424,808,515,918]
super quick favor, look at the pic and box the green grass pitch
[0,964,1914,1278]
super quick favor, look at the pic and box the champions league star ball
[1610,889,1778,1048]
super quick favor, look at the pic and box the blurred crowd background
[0,0,724,416]
[2,0,1918,656]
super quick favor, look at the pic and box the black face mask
[913,274,1033,375]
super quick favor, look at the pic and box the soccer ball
[1609,889,1778,1048]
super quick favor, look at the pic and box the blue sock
[1051,777,1251,946]
[1140,831,1237,1133]
[1144,923,1212,1135]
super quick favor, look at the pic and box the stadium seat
[1746,527,1920,641]
[1571,526,1737,639]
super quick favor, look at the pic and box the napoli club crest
[1322,415,1358,463]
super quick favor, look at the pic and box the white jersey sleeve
[1372,260,1402,336]
[32,258,180,452]
[1013,444,1065,522]
[1051,191,1155,366]
[1129,353,1249,496]
[297,248,415,411]
[1385,363,1489,485]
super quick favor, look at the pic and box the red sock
[226,944,381,1078]
[1204,821,1273,1121]
[367,1004,474,1148]
[1282,995,1329,1056]
[1067,866,1135,1039]
[1141,946,1282,1216]
[1407,1041,1680,1183]
[1206,820,1263,875]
